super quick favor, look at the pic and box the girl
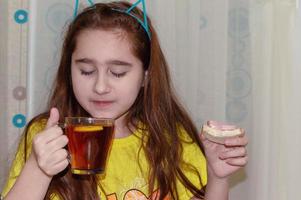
[1,1,248,200]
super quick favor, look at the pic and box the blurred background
[1,0,301,199]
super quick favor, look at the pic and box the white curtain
[249,0,301,199]
[1,0,301,199]
[0,0,28,190]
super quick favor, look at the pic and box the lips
[91,100,114,108]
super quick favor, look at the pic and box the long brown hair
[24,1,206,199]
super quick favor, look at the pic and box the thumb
[46,107,60,129]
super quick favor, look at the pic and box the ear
[142,70,148,87]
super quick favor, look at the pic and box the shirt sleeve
[1,120,46,197]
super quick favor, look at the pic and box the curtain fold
[0,0,28,190]
[250,0,301,199]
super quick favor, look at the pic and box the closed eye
[111,71,127,78]
[80,70,95,76]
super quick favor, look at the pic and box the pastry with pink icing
[202,120,243,144]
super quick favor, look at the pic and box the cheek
[71,72,89,100]
[72,73,80,93]
[119,81,143,104]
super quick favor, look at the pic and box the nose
[93,73,111,94]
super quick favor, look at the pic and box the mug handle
[58,122,66,129]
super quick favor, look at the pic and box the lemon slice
[74,126,103,132]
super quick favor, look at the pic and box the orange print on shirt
[107,189,170,200]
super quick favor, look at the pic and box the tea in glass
[65,117,114,175]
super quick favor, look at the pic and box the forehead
[72,29,142,65]
[74,29,137,57]
[75,28,131,47]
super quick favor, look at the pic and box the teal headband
[73,0,151,39]
[111,0,151,39]
[73,0,95,17]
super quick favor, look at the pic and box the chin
[89,112,117,120]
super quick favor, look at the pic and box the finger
[200,135,224,152]
[199,132,207,141]
[54,159,69,173]
[219,147,247,160]
[225,133,248,147]
[46,107,60,129]
[44,135,68,155]
[225,156,248,166]
[46,159,69,176]
[33,126,63,148]
[34,126,64,146]
[199,126,209,143]
[48,149,69,166]
[199,133,214,147]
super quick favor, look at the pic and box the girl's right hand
[32,107,69,177]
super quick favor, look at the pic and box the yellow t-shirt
[1,120,207,200]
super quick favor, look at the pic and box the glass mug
[63,117,115,175]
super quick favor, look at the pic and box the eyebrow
[107,60,133,67]
[74,58,133,67]
[74,58,97,65]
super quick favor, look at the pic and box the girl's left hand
[200,128,248,179]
